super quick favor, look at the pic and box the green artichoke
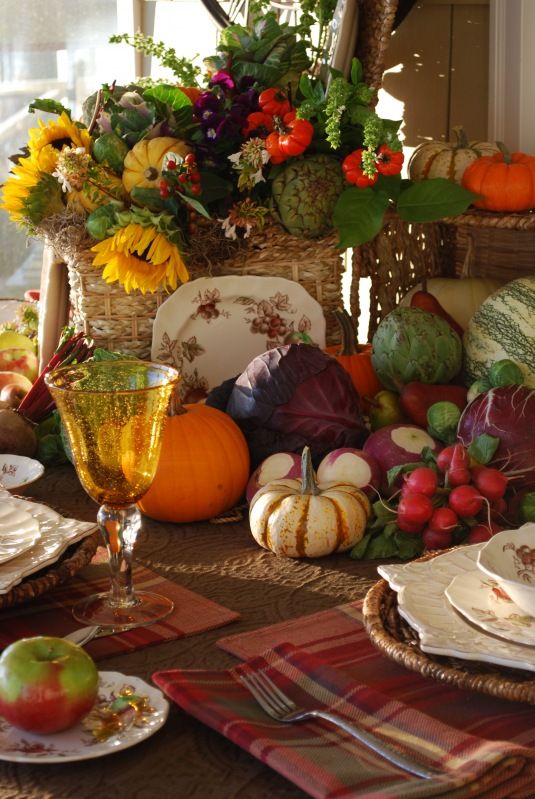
[271,155,344,238]
[371,307,462,391]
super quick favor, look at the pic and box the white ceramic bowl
[477,524,535,615]
[0,454,44,493]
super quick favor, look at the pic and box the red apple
[316,448,381,496]
[246,451,302,503]
[0,371,32,393]
[0,636,99,734]
[0,349,38,382]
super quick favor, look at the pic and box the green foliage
[109,33,201,85]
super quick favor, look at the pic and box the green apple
[0,636,99,734]
[369,389,405,431]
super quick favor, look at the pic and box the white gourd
[463,276,535,386]
[249,447,371,558]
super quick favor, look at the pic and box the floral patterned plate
[0,672,169,763]
[151,275,326,402]
[0,490,96,594]
[379,544,535,671]
[445,569,535,647]
[0,500,41,565]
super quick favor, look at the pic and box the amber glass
[45,360,179,629]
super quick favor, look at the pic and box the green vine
[109,33,201,86]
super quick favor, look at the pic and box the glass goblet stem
[97,504,141,608]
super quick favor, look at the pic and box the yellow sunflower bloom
[27,112,92,160]
[0,152,43,222]
[91,222,189,293]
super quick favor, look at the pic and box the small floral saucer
[0,454,44,493]
[0,672,169,763]
[445,569,535,647]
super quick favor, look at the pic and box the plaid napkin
[153,641,535,798]
[0,558,240,659]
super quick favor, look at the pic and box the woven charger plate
[362,552,535,705]
[0,526,100,611]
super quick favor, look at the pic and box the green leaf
[299,73,314,98]
[333,187,389,248]
[397,178,477,222]
[349,531,372,559]
[180,194,211,218]
[468,433,501,465]
[350,58,363,86]
[386,461,425,488]
[394,530,424,560]
[130,187,166,210]
[29,98,71,117]
[144,84,193,111]
[198,171,234,204]
[363,526,401,559]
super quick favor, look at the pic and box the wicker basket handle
[459,233,475,278]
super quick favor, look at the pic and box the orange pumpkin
[325,308,383,409]
[138,399,250,523]
[462,144,535,211]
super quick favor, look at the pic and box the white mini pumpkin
[249,447,371,558]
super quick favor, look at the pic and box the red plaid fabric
[0,560,240,659]
[153,641,535,798]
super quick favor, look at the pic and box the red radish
[436,444,457,473]
[397,492,434,527]
[429,507,459,534]
[246,452,302,503]
[397,516,425,535]
[467,521,503,544]
[316,448,382,496]
[488,496,508,520]
[422,527,453,550]
[402,467,437,497]
[447,443,471,486]
[472,466,508,501]
[448,485,483,517]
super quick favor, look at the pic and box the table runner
[154,641,535,798]
[0,559,240,659]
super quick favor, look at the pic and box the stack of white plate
[0,489,96,595]
[379,541,535,673]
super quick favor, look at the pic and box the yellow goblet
[45,360,179,629]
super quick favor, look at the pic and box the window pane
[0,0,133,298]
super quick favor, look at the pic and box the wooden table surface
[0,466,386,799]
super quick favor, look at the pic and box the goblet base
[72,591,174,630]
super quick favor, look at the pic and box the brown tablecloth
[0,466,383,799]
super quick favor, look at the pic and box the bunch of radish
[396,442,509,550]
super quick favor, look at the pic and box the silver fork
[239,670,440,780]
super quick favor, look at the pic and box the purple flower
[209,70,235,91]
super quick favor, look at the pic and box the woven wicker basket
[352,209,535,341]
[61,221,346,355]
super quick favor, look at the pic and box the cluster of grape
[395,443,509,550]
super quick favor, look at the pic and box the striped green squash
[463,276,535,386]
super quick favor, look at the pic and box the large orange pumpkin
[462,144,535,211]
[325,308,382,410]
[138,400,250,523]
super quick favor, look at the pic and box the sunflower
[0,151,63,226]
[27,112,92,169]
[91,221,189,293]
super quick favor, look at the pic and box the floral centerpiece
[0,14,474,300]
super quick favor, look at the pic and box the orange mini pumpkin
[462,144,535,211]
[138,398,250,523]
[325,308,382,410]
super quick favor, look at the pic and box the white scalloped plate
[445,569,535,647]
[0,672,169,763]
[0,491,96,593]
[0,501,41,565]
[151,275,326,402]
[378,545,535,672]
